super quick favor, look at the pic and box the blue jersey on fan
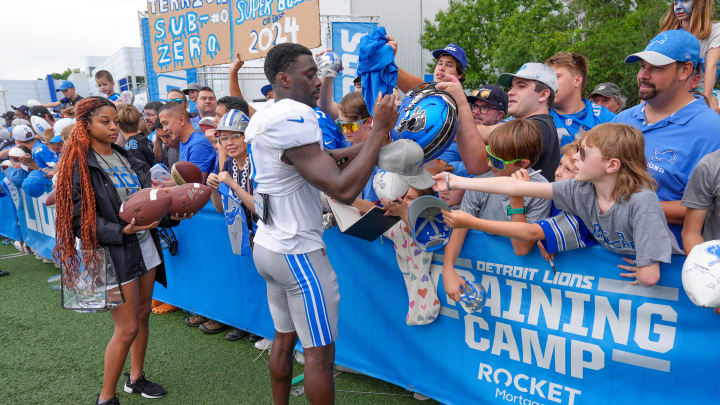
[32,143,60,169]
[551,100,615,146]
[315,107,348,150]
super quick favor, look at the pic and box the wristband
[506,204,527,216]
[445,171,451,190]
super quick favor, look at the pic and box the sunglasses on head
[167,98,184,103]
[486,145,523,170]
[335,117,367,134]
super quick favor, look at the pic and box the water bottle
[458,277,486,313]
[48,274,61,291]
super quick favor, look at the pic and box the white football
[682,240,720,307]
[372,170,409,201]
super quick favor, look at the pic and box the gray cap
[0,127,10,140]
[182,83,202,94]
[217,109,250,133]
[408,195,452,252]
[377,139,435,189]
[589,82,623,99]
[498,63,559,93]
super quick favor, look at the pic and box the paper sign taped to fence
[147,0,232,73]
[233,0,321,61]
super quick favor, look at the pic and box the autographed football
[167,183,212,217]
[44,190,56,207]
[118,188,172,226]
[171,161,203,185]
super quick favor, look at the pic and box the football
[45,190,56,207]
[118,188,173,226]
[167,183,212,217]
[171,161,203,185]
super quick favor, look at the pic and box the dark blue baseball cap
[432,43,468,71]
[261,84,273,97]
[467,85,509,114]
[56,80,75,92]
[408,195,452,252]
[625,29,702,69]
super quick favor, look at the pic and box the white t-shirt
[245,98,325,254]
[698,22,720,91]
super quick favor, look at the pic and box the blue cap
[22,170,51,197]
[56,80,75,92]
[49,135,63,143]
[432,43,468,70]
[5,167,29,188]
[261,84,273,97]
[625,29,702,69]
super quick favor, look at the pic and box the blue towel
[357,27,398,116]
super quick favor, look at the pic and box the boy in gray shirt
[553,178,681,266]
[442,119,551,300]
[681,150,720,254]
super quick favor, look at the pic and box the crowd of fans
[1,1,720,401]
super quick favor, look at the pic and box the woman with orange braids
[53,97,181,405]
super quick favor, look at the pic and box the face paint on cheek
[674,1,693,16]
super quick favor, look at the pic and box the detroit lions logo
[396,106,427,133]
[649,33,667,47]
[125,139,138,150]
[224,206,241,226]
[650,148,677,165]
[706,244,720,266]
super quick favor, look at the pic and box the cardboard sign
[233,0,321,61]
[147,0,232,73]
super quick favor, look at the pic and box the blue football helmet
[391,82,458,162]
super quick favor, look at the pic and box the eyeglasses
[335,117,368,134]
[470,104,496,114]
[486,145,523,170]
[219,133,244,143]
[167,98,184,103]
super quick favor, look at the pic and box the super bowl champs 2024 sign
[146,0,320,72]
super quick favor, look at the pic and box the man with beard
[614,29,720,244]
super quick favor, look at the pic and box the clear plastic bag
[61,247,124,312]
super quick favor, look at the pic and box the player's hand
[442,269,466,302]
[386,35,398,56]
[230,52,245,73]
[123,218,159,234]
[432,171,457,192]
[441,209,473,229]
[372,92,399,133]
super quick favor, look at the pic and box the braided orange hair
[53,97,116,283]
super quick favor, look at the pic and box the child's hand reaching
[618,258,661,286]
[442,269,467,302]
[441,209,475,229]
[432,171,457,192]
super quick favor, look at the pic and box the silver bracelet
[446,171,451,191]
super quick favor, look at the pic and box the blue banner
[0,181,22,241]
[16,187,56,259]
[331,22,378,103]
[3,193,719,404]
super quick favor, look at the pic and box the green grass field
[0,244,437,405]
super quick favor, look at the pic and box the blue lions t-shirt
[107,93,120,102]
[315,107,348,150]
[551,100,615,146]
[179,130,216,174]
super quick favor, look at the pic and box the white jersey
[245,98,325,254]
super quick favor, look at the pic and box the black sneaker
[225,327,249,341]
[123,373,166,399]
[95,394,120,405]
[248,333,262,343]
